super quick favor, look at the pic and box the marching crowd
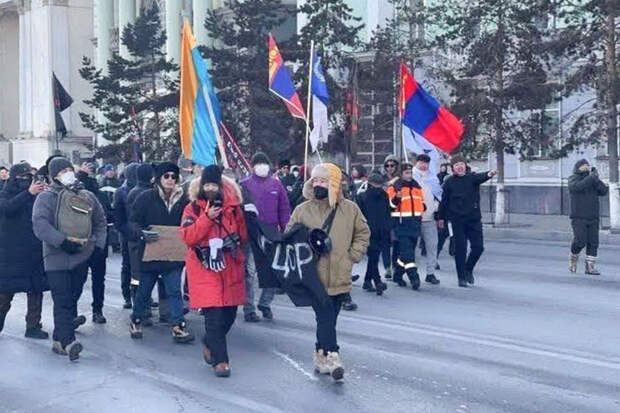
[0,150,608,381]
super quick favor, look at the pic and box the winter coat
[568,159,608,220]
[180,177,247,309]
[279,173,297,193]
[438,171,491,221]
[240,174,291,231]
[357,186,391,250]
[32,182,108,271]
[130,185,189,273]
[113,163,139,239]
[287,179,370,296]
[0,176,47,293]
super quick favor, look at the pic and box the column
[193,0,211,46]
[119,0,136,58]
[95,0,114,72]
[18,1,32,137]
[165,0,182,63]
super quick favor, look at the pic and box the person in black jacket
[357,171,389,295]
[113,162,139,308]
[0,163,49,339]
[567,159,608,275]
[438,155,496,288]
[129,162,194,343]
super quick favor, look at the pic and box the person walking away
[0,162,49,339]
[412,154,442,285]
[386,163,425,289]
[240,152,291,321]
[437,155,496,287]
[129,162,194,343]
[32,157,107,361]
[180,166,247,377]
[356,170,389,295]
[287,163,370,381]
[113,163,139,308]
[568,159,608,275]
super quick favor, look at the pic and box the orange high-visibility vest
[386,181,424,218]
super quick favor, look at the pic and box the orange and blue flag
[400,63,464,153]
[268,34,306,120]
[180,20,221,166]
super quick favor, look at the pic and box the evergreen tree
[430,0,559,224]
[203,0,296,160]
[79,5,179,161]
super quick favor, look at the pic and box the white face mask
[58,171,77,186]
[293,171,299,178]
[254,164,270,178]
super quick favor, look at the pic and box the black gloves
[60,239,82,255]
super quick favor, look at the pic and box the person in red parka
[179,165,247,378]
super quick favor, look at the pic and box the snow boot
[406,268,420,290]
[341,298,358,311]
[25,325,49,339]
[375,281,388,296]
[465,270,475,285]
[393,267,406,287]
[244,312,261,323]
[585,256,601,275]
[325,351,344,381]
[425,274,440,285]
[64,340,83,361]
[314,350,329,374]
[72,315,86,330]
[362,280,376,292]
[92,312,107,324]
[569,253,579,273]
[52,341,68,356]
[258,305,274,320]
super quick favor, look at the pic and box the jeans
[243,248,275,316]
[203,306,237,365]
[420,221,438,275]
[132,267,183,325]
[87,248,106,313]
[0,292,43,329]
[311,294,347,353]
[451,218,484,281]
[571,218,599,257]
[120,240,132,301]
[47,263,88,346]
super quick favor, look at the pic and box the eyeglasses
[163,173,177,180]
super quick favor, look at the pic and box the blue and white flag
[309,50,330,152]
[403,126,441,176]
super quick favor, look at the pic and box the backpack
[55,188,94,243]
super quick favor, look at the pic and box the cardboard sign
[142,225,188,262]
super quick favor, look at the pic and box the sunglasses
[162,173,177,180]
[385,163,397,168]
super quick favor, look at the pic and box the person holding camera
[568,159,608,275]
[128,162,194,344]
[180,165,247,377]
[287,163,369,381]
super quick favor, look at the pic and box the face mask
[58,171,77,186]
[314,186,328,200]
[254,164,270,178]
[17,178,32,191]
[293,171,299,178]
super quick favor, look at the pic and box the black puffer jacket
[0,172,47,293]
[568,159,608,220]
[438,171,491,221]
[357,185,391,249]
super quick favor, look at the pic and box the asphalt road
[1,238,619,413]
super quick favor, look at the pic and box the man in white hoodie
[412,154,442,285]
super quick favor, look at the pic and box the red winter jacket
[179,178,248,309]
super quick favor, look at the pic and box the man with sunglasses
[129,162,194,343]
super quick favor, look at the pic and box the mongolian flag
[268,34,306,120]
[400,63,464,153]
[180,20,221,166]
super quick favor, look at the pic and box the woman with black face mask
[0,162,49,339]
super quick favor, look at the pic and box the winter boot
[123,299,132,309]
[244,312,261,323]
[362,280,376,292]
[425,274,440,285]
[585,256,601,275]
[313,350,329,374]
[325,351,344,381]
[92,312,107,324]
[52,341,68,356]
[257,305,274,320]
[25,325,49,339]
[64,340,83,362]
[129,319,143,339]
[406,268,421,290]
[458,279,469,288]
[213,362,231,377]
[393,267,406,287]
[375,281,388,296]
[341,298,358,311]
[569,253,579,273]
[171,321,195,344]
[73,315,86,330]
[465,270,475,285]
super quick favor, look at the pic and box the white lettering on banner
[272,242,313,280]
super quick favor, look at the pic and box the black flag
[53,73,73,137]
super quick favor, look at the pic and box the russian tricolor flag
[400,63,464,153]
[268,34,306,120]
[179,20,221,166]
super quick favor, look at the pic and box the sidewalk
[481,213,620,245]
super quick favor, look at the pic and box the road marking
[272,350,318,381]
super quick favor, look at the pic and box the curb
[483,225,620,246]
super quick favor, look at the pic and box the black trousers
[437,226,450,257]
[87,249,106,313]
[0,291,43,329]
[311,294,346,353]
[571,218,599,257]
[451,218,484,281]
[47,263,88,347]
[120,240,132,301]
[365,246,382,285]
[203,306,238,365]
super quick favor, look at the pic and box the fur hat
[450,154,467,167]
[49,157,74,179]
[201,165,222,185]
[10,162,32,177]
[154,162,179,180]
[310,163,342,208]
[251,152,271,166]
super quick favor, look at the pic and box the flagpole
[399,62,408,164]
[304,40,315,170]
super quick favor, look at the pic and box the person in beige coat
[287,163,370,381]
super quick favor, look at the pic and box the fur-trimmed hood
[188,174,243,204]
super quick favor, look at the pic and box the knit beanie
[450,154,467,167]
[251,152,271,166]
[201,165,222,185]
[48,157,74,179]
[311,163,342,208]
